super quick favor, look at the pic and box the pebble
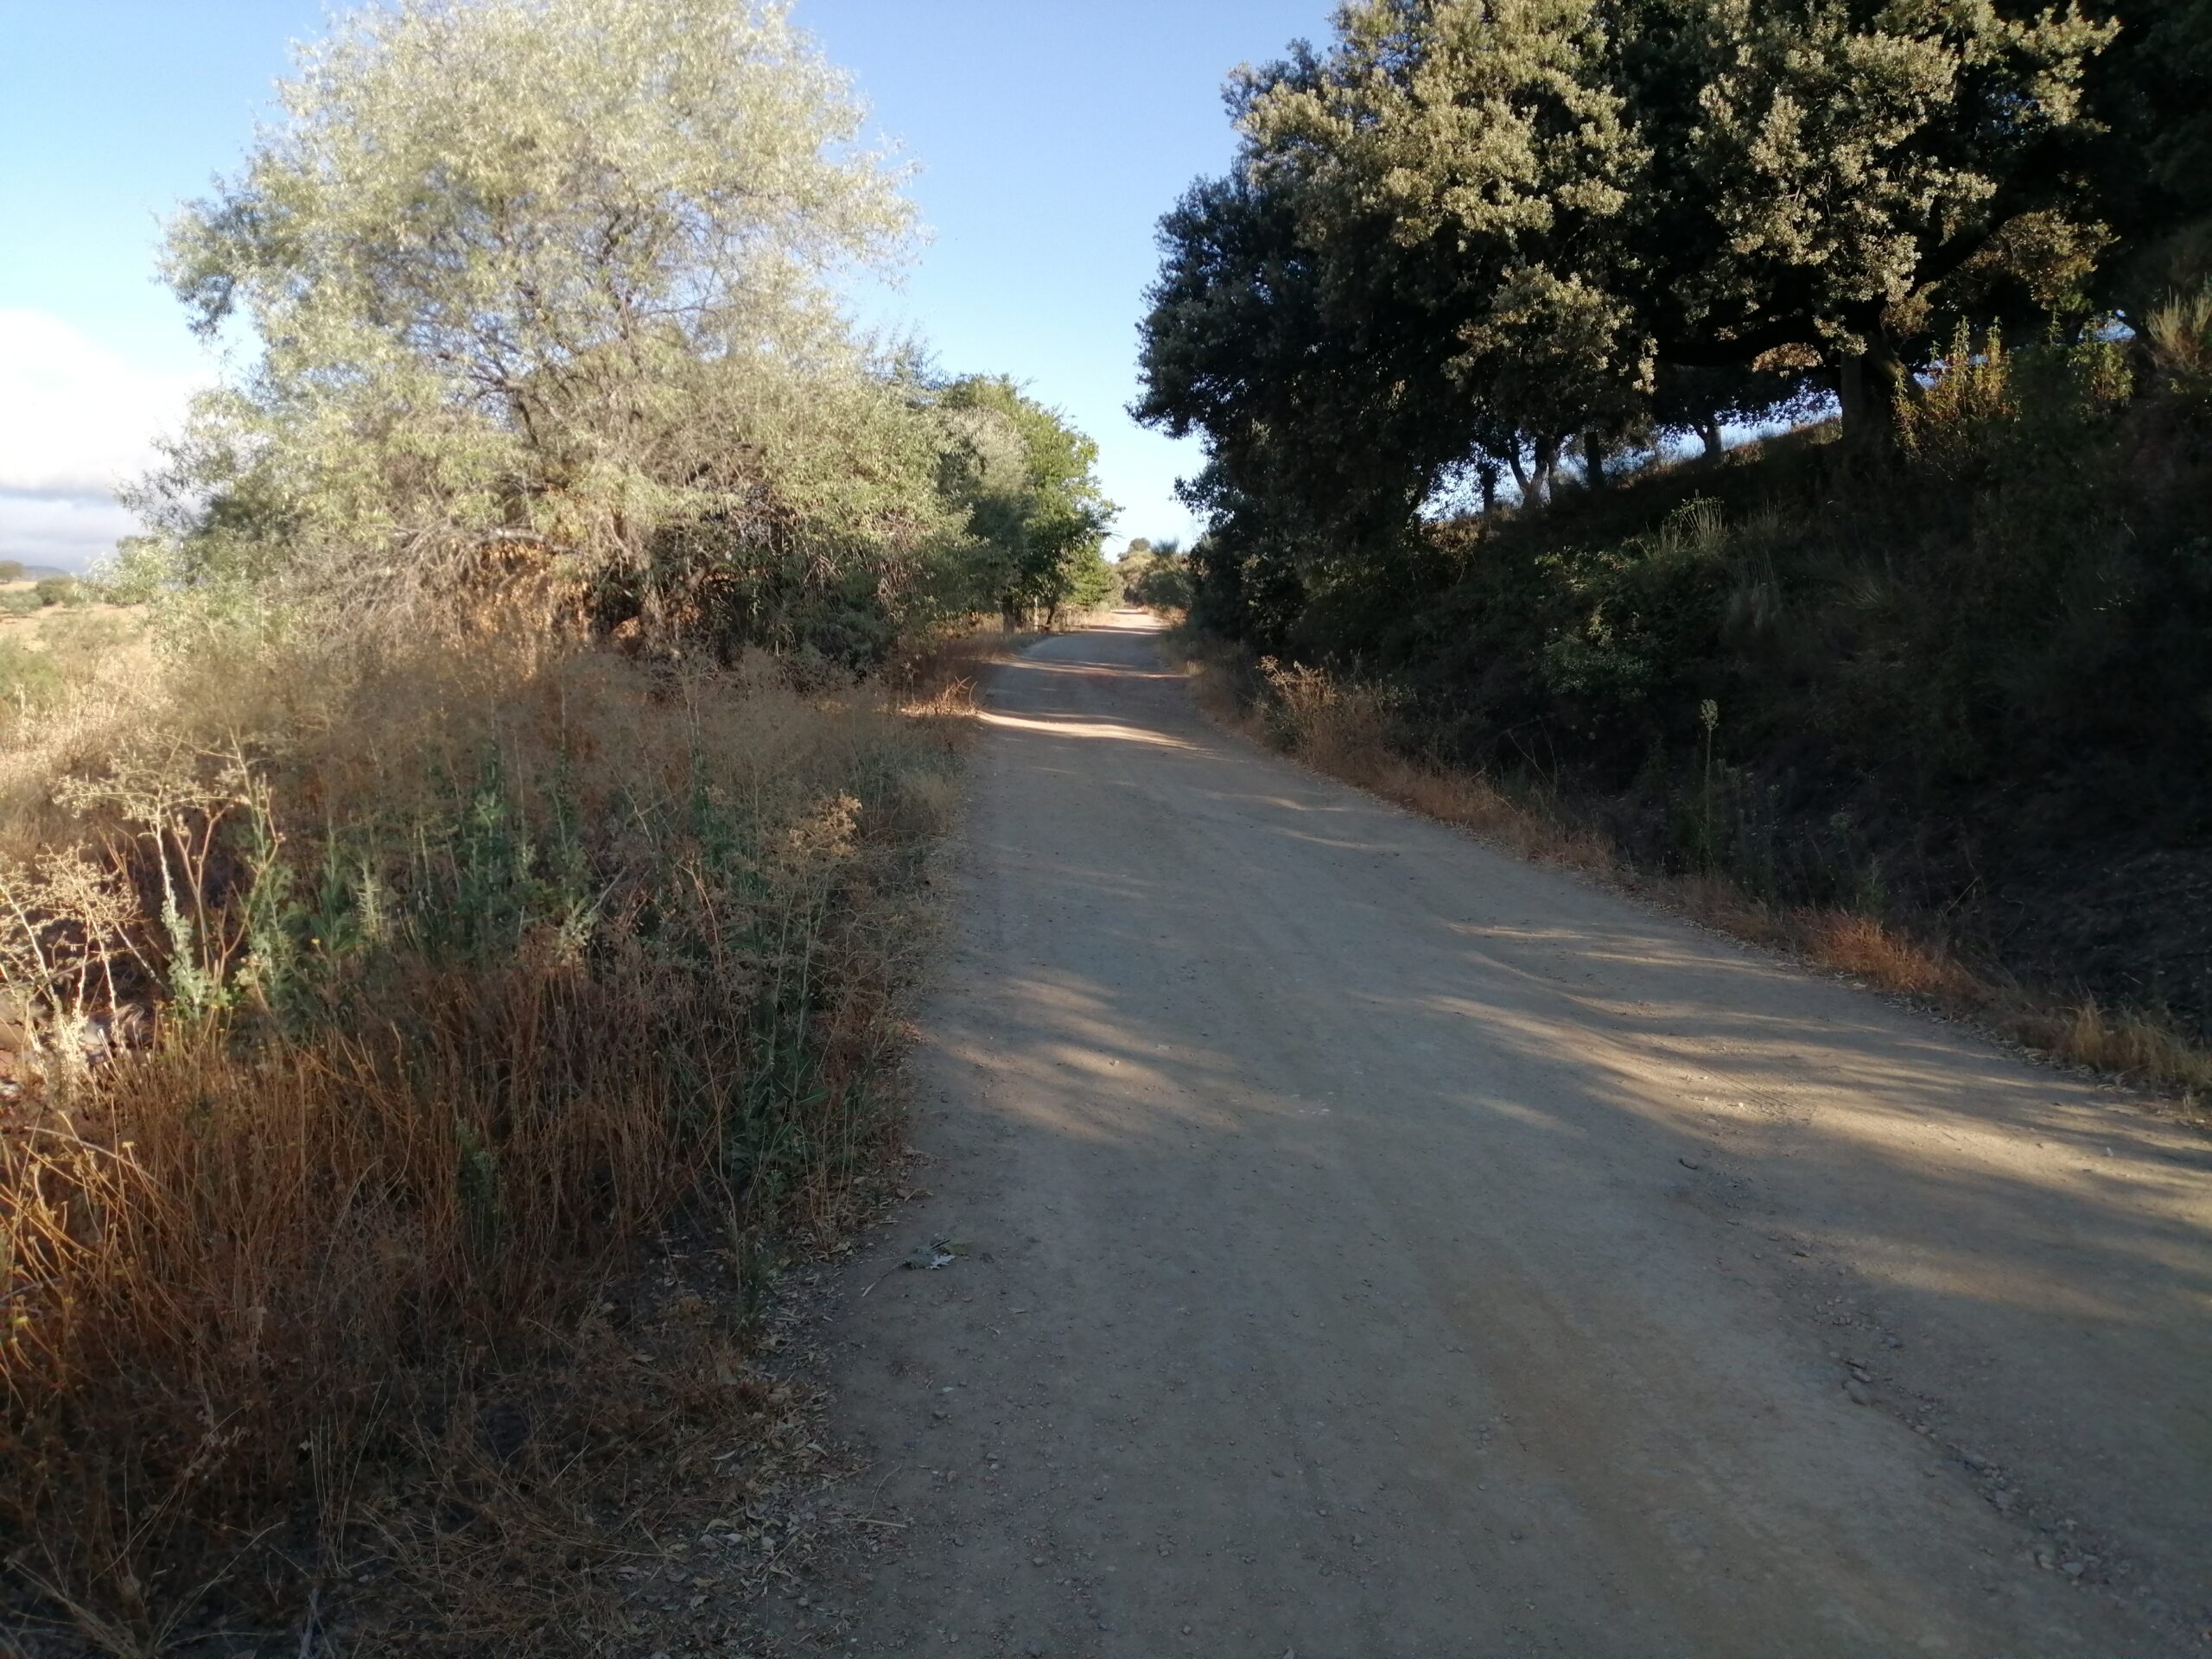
[2063,1560,2087,1579]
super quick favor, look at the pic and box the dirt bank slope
[769,612,2212,1658]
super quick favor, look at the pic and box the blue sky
[0,0,1333,569]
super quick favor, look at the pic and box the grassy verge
[0,620,1022,1656]
[1175,627,2212,1114]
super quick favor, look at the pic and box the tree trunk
[1477,460,1500,516]
[1506,447,1532,501]
[1530,433,1560,506]
[1837,336,1910,453]
[1582,431,1609,490]
[1698,417,1724,463]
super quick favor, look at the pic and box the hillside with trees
[1137,0,2212,1065]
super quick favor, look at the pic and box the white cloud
[0,494,144,572]
[0,309,207,569]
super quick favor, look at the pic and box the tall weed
[0,628,968,1651]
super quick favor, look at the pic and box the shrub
[2149,281,2212,399]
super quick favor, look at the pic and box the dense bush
[1384,337,2209,801]
[29,575,83,607]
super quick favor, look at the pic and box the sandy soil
[766,612,2212,1657]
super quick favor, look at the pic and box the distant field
[0,581,152,712]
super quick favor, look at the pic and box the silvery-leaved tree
[144,0,934,644]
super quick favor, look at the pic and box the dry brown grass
[2012,999,2212,1099]
[0,621,986,1654]
[1368,758,1621,880]
[1178,637,2211,1113]
[886,619,1037,716]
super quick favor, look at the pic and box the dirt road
[770,613,2212,1657]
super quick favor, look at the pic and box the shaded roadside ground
[766,612,2212,1657]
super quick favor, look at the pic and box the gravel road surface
[769,613,2212,1657]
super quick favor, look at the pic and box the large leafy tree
[146,0,934,638]
[1140,0,2123,527]
[1243,0,1656,475]
[1135,164,1465,569]
[1663,0,2118,434]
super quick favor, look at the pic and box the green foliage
[2088,2,2212,314]
[30,577,83,608]
[2149,281,2212,399]
[139,0,937,645]
[1241,0,1654,453]
[1121,537,1194,609]
[1209,333,2209,922]
[1895,324,2020,474]
[1140,0,2134,586]
[92,536,173,606]
[0,561,23,582]
[932,375,1114,625]
[0,641,67,709]
[120,0,1116,668]
[1063,543,1119,614]
[0,615,138,728]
